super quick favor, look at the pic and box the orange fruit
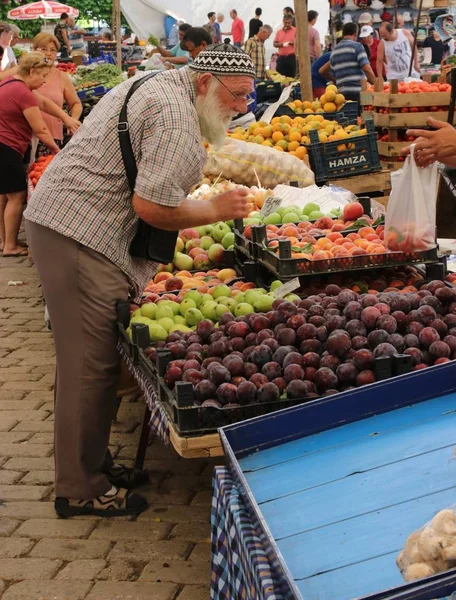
[272,131,284,143]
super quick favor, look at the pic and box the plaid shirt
[244,36,266,79]
[24,68,206,299]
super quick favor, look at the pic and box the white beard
[195,82,234,149]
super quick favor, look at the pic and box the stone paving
[0,252,216,599]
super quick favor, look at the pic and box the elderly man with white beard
[24,44,255,519]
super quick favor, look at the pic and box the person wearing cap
[359,25,385,77]
[24,44,255,520]
[358,12,378,39]
[377,21,420,82]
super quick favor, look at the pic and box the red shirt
[274,27,296,56]
[0,77,39,156]
[366,38,385,77]
[232,17,244,44]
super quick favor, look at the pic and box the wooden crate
[377,140,409,157]
[362,90,450,109]
[329,168,391,196]
[169,425,223,458]
[372,110,451,128]
[434,0,449,6]
[380,158,403,172]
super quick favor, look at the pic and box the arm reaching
[33,91,81,134]
[376,41,385,81]
[23,107,60,154]
[401,118,456,166]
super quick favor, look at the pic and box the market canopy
[8,0,79,21]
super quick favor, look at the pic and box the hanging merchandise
[343,13,353,24]
[373,13,382,22]
[371,0,384,10]
[403,11,413,21]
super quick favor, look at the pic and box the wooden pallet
[169,425,223,458]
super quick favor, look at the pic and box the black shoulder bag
[118,72,178,263]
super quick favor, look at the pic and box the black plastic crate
[154,349,413,436]
[307,119,381,185]
[255,79,282,103]
[252,225,439,278]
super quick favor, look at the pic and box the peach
[218,268,237,282]
[343,202,364,221]
[165,277,183,292]
[154,272,173,284]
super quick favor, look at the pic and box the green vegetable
[148,34,159,47]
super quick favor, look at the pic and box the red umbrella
[8,0,79,20]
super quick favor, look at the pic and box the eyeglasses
[213,74,254,106]
[36,47,58,54]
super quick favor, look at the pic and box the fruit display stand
[361,79,453,172]
[214,361,456,600]
[327,169,392,207]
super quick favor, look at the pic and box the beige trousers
[26,221,130,499]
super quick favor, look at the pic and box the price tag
[273,278,301,299]
[260,196,282,217]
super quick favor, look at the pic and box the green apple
[169,323,192,333]
[270,280,284,292]
[195,226,206,237]
[303,202,320,216]
[234,302,254,317]
[155,304,174,320]
[183,290,202,307]
[213,285,231,299]
[147,323,168,342]
[254,295,275,312]
[299,214,310,222]
[244,217,262,226]
[158,317,175,332]
[179,298,197,316]
[212,222,231,242]
[309,210,324,220]
[216,304,232,318]
[217,297,236,309]
[222,232,235,250]
[173,315,187,325]
[200,236,215,250]
[185,308,204,326]
[200,301,218,321]
[173,252,193,271]
[264,212,281,225]
[282,212,300,223]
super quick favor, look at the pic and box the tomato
[410,107,419,112]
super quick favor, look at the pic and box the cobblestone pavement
[0,252,216,599]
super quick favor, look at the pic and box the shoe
[105,464,149,490]
[55,487,148,518]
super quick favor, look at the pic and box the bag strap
[0,78,26,89]
[118,71,159,193]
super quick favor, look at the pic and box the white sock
[104,485,118,497]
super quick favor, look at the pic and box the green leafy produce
[76,64,122,85]
[148,34,160,47]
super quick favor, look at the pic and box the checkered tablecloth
[211,466,287,600]
[117,343,170,445]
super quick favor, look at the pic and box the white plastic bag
[397,506,456,582]
[203,138,315,188]
[384,145,438,252]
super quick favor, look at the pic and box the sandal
[105,464,149,490]
[54,488,148,518]
[3,247,29,257]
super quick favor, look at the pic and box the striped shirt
[245,35,266,79]
[330,39,369,94]
[24,68,206,298]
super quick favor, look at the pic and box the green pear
[169,324,192,333]
[213,285,231,299]
[179,298,197,316]
[158,317,175,332]
[147,323,168,342]
[140,303,156,319]
[245,290,262,305]
[217,297,236,309]
[234,303,255,317]
[173,315,187,325]
[270,280,284,292]
[200,301,218,321]
[185,308,204,326]
[222,232,235,250]
[155,304,174,320]
[132,308,142,319]
[254,295,275,313]
[234,292,245,304]
[216,304,232,318]
[183,290,202,307]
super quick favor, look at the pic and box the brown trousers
[25,221,130,499]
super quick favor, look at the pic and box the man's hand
[209,188,251,222]
[401,118,456,166]
[64,116,81,135]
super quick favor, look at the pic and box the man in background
[68,17,86,53]
[377,21,420,81]
[183,27,213,59]
[308,10,322,61]
[322,23,375,106]
[358,13,378,39]
[283,7,296,27]
[214,14,224,43]
[152,22,192,68]
[249,8,263,39]
[225,9,245,47]
[274,14,296,77]
[424,27,447,65]
[54,13,72,58]
[245,24,272,78]
[204,12,217,43]
[5,24,20,67]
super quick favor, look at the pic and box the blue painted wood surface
[236,392,456,600]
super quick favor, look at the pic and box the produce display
[144,268,240,295]
[56,62,77,75]
[129,281,284,342]
[286,84,347,114]
[149,279,456,411]
[74,64,124,90]
[365,81,451,95]
[397,509,456,581]
[168,223,235,272]
[29,155,54,187]
[204,138,314,188]
[190,181,271,212]
[229,116,367,153]
[265,69,297,86]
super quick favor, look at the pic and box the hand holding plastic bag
[203,138,315,188]
[384,144,438,253]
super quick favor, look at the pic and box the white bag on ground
[384,145,438,252]
[203,138,315,188]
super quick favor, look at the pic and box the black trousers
[277,54,296,78]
